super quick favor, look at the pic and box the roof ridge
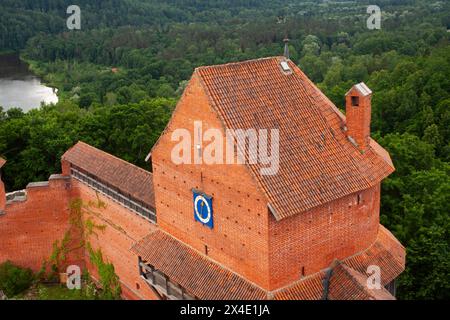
[335,263,395,300]
[289,62,376,189]
[63,140,155,207]
[336,263,371,293]
[72,141,152,176]
[195,56,285,72]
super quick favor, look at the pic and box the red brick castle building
[0,57,405,300]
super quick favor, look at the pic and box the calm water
[0,54,58,112]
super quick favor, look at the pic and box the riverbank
[19,54,114,103]
[0,53,59,111]
[20,54,60,92]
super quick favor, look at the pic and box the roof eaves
[268,203,280,221]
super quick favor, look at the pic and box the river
[0,54,58,112]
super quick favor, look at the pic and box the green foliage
[398,225,450,300]
[87,244,121,300]
[0,98,174,191]
[0,261,34,297]
[36,283,96,300]
[48,232,72,275]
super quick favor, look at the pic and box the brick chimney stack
[0,158,6,214]
[345,82,372,152]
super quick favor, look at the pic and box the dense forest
[0,0,449,300]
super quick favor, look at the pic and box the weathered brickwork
[268,184,380,290]
[0,175,160,300]
[0,176,72,271]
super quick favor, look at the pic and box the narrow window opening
[204,245,208,256]
[351,96,359,106]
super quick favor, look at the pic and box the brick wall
[268,184,380,290]
[0,175,73,271]
[345,88,372,151]
[70,180,160,300]
[152,74,382,292]
[0,171,160,300]
[152,74,272,289]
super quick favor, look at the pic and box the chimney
[0,158,6,214]
[345,82,372,152]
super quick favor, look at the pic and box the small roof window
[280,61,291,72]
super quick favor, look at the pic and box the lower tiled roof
[328,263,395,300]
[131,224,404,300]
[273,271,326,300]
[131,230,267,300]
[62,141,155,207]
[272,224,405,300]
[342,225,405,286]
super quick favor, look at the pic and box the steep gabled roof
[196,57,394,220]
[62,142,155,207]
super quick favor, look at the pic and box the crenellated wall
[0,172,159,300]
[0,175,73,271]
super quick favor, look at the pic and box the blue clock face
[193,191,213,229]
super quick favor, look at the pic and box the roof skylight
[280,61,291,72]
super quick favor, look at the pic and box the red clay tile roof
[131,230,267,300]
[342,225,405,286]
[273,271,326,300]
[132,225,403,300]
[196,57,395,220]
[62,141,155,207]
[328,263,395,300]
